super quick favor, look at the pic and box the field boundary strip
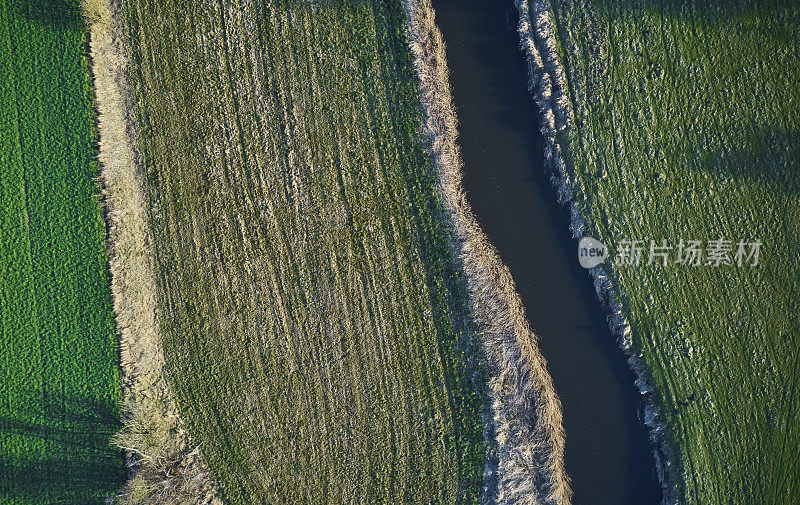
[83,0,220,501]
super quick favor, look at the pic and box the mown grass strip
[542,0,800,503]
[121,0,488,503]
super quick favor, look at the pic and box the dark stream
[429,1,662,503]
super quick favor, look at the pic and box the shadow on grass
[0,455,121,505]
[568,0,799,49]
[702,129,800,195]
[581,0,797,17]
[13,0,83,28]
[0,390,123,503]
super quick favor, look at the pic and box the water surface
[430,1,663,503]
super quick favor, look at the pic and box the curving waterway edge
[403,0,571,503]
[405,0,679,503]
[515,1,679,502]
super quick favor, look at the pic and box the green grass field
[547,0,800,502]
[122,0,487,502]
[0,0,123,503]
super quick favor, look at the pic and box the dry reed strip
[83,0,220,502]
[403,1,571,503]
[514,1,679,503]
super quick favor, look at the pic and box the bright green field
[0,1,123,503]
[123,0,487,502]
[548,0,800,503]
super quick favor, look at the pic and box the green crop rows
[0,1,123,503]
[549,0,800,503]
[122,0,487,502]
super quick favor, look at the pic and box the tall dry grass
[515,1,678,503]
[83,0,220,502]
[403,1,571,504]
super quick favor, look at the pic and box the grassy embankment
[0,0,123,503]
[121,0,488,502]
[534,0,799,502]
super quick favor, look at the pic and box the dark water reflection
[429,0,662,503]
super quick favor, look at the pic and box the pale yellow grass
[83,0,220,502]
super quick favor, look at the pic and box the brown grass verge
[403,1,572,504]
[83,0,221,502]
